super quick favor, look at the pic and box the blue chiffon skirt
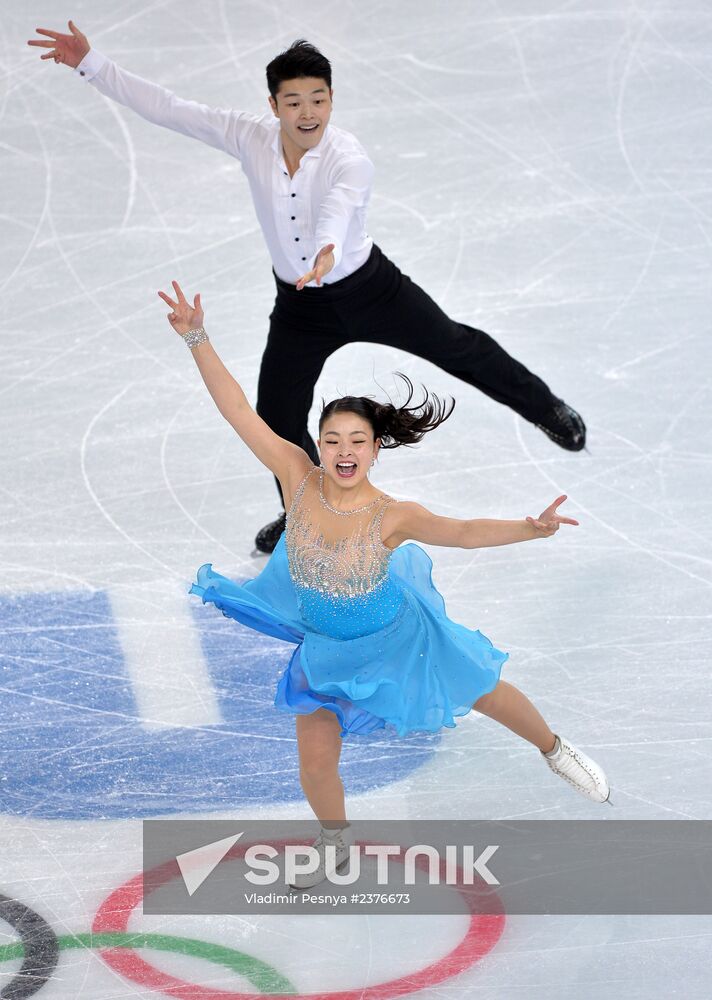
[190,536,507,739]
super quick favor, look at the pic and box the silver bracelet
[182,326,209,349]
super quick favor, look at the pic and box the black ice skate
[253,512,286,555]
[536,400,587,451]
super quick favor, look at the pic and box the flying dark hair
[266,40,332,100]
[318,374,455,449]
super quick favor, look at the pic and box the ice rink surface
[2,0,712,996]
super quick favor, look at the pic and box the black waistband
[273,244,382,298]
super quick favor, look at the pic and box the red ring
[93,839,505,999]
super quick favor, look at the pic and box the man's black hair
[266,40,332,100]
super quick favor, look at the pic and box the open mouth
[298,124,319,133]
[336,462,357,479]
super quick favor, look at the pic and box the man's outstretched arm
[28,20,250,159]
[295,156,375,289]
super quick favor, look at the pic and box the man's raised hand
[27,21,89,68]
[158,281,204,336]
[526,495,579,537]
[296,243,335,291]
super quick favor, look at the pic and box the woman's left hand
[157,280,203,336]
[526,495,579,537]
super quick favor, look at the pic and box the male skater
[29,22,587,553]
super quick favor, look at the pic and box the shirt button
[291,193,296,198]
[291,216,296,220]
[295,237,300,242]
[80,70,85,76]
[302,257,307,261]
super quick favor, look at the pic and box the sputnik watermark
[176,833,244,896]
[146,819,712,915]
[173,833,499,892]
[245,843,500,887]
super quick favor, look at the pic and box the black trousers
[256,244,557,503]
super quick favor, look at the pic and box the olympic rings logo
[0,892,294,999]
[1,854,506,1000]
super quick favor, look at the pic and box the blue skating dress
[190,467,507,738]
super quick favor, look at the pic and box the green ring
[0,932,297,995]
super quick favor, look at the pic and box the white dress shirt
[74,49,374,285]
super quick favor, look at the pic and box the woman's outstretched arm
[158,280,312,494]
[382,496,579,550]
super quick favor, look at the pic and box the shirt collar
[271,124,329,162]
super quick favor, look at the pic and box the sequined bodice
[285,467,403,638]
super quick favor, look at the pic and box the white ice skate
[288,826,353,890]
[542,735,610,803]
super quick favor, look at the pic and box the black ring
[0,895,59,1000]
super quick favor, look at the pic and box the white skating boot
[542,735,610,803]
[289,825,353,890]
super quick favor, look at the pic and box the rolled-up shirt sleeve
[73,48,249,159]
[313,156,375,270]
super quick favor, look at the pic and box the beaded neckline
[318,468,385,516]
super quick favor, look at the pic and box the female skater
[158,280,609,890]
